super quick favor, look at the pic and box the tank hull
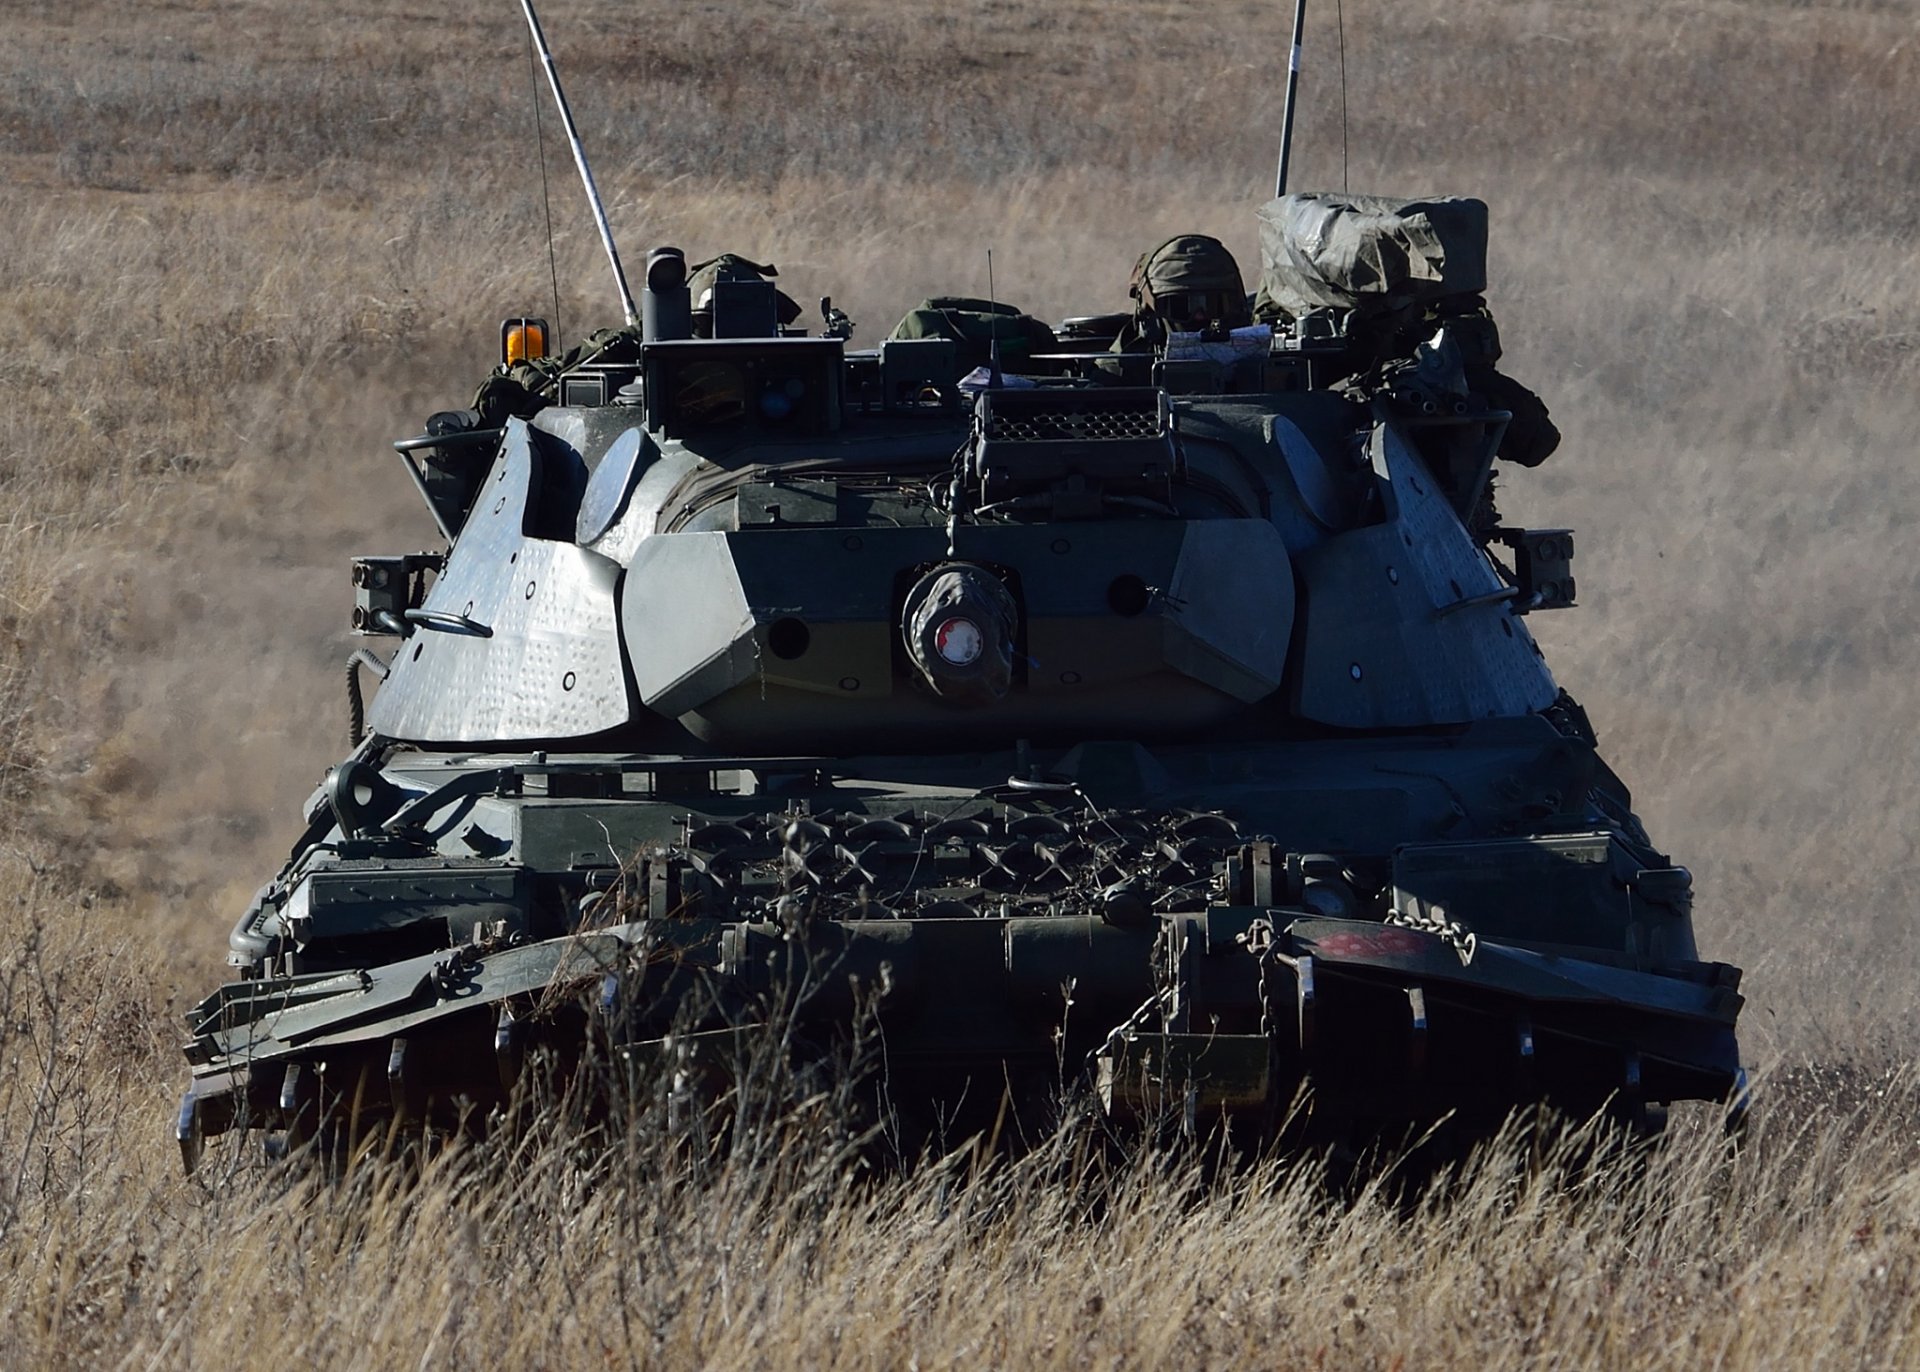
[178,734,1744,1168]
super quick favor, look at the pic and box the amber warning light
[500,317,550,366]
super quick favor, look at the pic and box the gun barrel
[1273,0,1308,198]
[518,0,639,325]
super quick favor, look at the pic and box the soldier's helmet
[686,254,804,338]
[1129,234,1252,334]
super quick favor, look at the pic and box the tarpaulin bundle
[1255,193,1489,321]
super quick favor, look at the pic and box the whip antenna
[986,248,1004,387]
[517,0,638,326]
[1335,0,1349,191]
[1274,0,1308,197]
[524,21,564,349]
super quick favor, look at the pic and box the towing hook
[324,758,406,838]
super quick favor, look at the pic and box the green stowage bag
[889,297,1057,373]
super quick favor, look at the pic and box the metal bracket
[1496,527,1577,613]
[351,553,445,636]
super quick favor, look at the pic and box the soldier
[1113,234,1253,352]
[1435,298,1561,471]
[686,254,802,338]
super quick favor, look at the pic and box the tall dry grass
[3,0,1918,1364]
[3,877,1918,1369]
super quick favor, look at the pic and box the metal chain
[1388,898,1478,965]
[1089,984,1174,1071]
[1238,918,1280,1037]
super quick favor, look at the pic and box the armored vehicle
[173,183,1746,1171]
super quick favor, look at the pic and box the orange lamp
[500,317,551,366]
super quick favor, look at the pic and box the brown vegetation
[2,0,1917,1364]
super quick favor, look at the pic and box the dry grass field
[3,0,1918,1365]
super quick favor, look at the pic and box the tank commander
[1112,234,1254,352]
[686,254,802,337]
[1252,193,1559,470]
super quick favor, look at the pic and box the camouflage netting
[1254,193,1488,322]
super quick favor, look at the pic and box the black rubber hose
[346,649,390,749]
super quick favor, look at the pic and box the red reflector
[934,617,984,666]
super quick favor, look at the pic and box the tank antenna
[1334,0,1349,192]
[986,248,1005,388]
[523,20,565,349]
[1273,0,1308,197]
[516,0,639,326]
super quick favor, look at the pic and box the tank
[174,204,1747,1172]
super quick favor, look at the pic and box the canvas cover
[1255,193,1488,321]
[687,254,803,326]
[890,297,1057,372]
